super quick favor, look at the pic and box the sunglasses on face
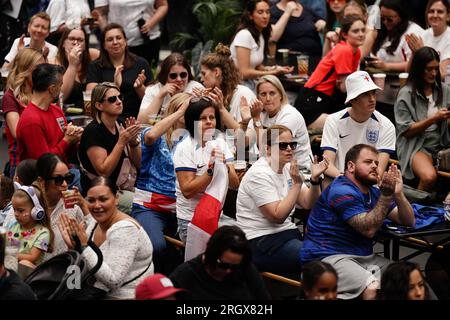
[216,259,240,271]
[48,173,75,186]
[168,72,188,80]
[276,141,298,151]
[102,94,123,104]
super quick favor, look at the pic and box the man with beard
[300,144,415,300]
[16,63,83,162]
[320,71,395,184]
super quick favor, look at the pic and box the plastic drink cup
[278,48,289,60]
[296,55,309,77]
[268,41,277,59]
[62,189,76,209]
[372,73,386,90]
[234,160,247,172]
[399,73,408,87]
[83,91,92,116]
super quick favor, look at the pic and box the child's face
[12,195,34,227]
[306,272,338,300]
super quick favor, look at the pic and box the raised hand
[160,82,181,97]
[134,69,146,88]
[114,65,124,88]
[379,165,396,197]
[67,45,82,67]
[118,122,141,146]
[239,96,251,124]
[57,213,76,249]
[310,155,329,181]
[289,159,304,185]
[249,99,263,119]
[207,87,225,110]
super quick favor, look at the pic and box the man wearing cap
[320,70,396,183]
[300,144,415,300]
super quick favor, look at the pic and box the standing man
[16,63,83,162]
[321,70,395,183]
[301,144,415,299]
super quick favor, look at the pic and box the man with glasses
[320,71,395,185]
[301,143,415,299]
[16,63,84,165]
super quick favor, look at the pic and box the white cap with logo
[345,71,381,104]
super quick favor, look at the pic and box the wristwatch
[207,167,214,176]
[310,176,323,186]
[254,120,262,128]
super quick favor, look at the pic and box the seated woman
[8,184,53,267]
[137,53,203,123]
[36,153,89,260]
[131,92,191,273]
[406,0,450,79]
[270,0,325,68]
[2,48,45,177]
[55,27,100,110]
[78,82,141,213]
[173,97,240,242]
[230,0,293,91]
[369,0,424,72]
[86,23,152,120]
[236,125,329,273]
[299,261,338,300]
[294,14,365,129]
[170,226,270,300]
[59,177,153,300]
[394,46,450,191]
[2,12,58,69]
[379,261,429,300]
[322,0,348,56]
[250,75,312,170]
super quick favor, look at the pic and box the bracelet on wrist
[310,177,323,185]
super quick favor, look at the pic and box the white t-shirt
[46,0,91,32]
[230,29,265,69]
[228,84,256,122]
[4,37,58,63]
[426,94,438,132]
[423,26,450,62]
[321,108,396,172]
[376,22,424,63]
[173,135,233,222]
[95,0,161,46]
[248,104,313,170]
[139,80,204,117]
[236,157,300,240]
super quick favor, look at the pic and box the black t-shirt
[0,269,37,300]
[270,5,322,57]
[86,55,152,118]
[78,121,125,193]
[170,255,270,300]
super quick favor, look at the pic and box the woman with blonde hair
[78,82,141,213]
[1,48,45,177]
[132,92,191,273]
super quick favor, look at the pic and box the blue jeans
[249,229,303,274]
[131,204,178,257]
[177,218,190,243]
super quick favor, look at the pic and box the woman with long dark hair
[394,46,450,191]
[86,23,152,119]
[230,0,293,90]
[370,0,424,72]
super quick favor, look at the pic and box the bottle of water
[445,65,450,87]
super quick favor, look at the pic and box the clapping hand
[379,164,397,197]
[239,96,252,124]
[310,155,329,181]
[114,65,124,88]
[58,213,88,249]
[134,69,146,88]
[289,159,304,185]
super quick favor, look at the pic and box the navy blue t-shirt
[301,176,396,263]
[270,5,322,56]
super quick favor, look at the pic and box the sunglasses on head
[168,72,188,80]
[102,94,123,104]
[216,259,240,271]
[276,141,298,151]
[49,173,75,186]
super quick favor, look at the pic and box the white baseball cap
[344,71,380,104]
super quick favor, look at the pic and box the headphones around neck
[14,182,45,221]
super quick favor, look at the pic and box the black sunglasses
[103,94,123,104]
[168,72,188,80]
[276,141,298,151]
[216,259,240,271]
[48,173,75,186]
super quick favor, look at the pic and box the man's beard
[354,167,378,186]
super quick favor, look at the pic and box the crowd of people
[1,0,450,301]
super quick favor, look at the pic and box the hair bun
[215,43,231,57]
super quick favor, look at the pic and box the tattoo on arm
[347,196,392,238]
